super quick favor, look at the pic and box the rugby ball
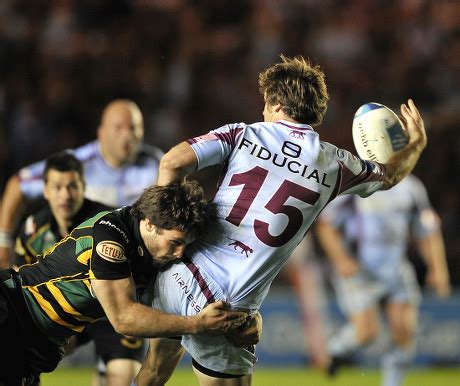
[352,102,408,163]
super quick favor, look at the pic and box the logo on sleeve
[96,241,126,263]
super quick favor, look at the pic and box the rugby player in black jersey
[0,174,250,384]
[14,151,146,386]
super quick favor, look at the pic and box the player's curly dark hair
[130,180,216,239]
[258,55,329,126]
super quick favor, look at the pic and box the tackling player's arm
[0,175,26,268]
[315,219,360,278]
[382,99,427,189]
[91,278,248,337]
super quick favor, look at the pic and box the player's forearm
[109,302,198,337]
[316,222,353,266]
[157,142,198,186]
[418,232,449,277]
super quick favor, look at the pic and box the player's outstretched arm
[157,142,197,186]
[382,99,427,189]
[91,278,248,337]
[0,175,26,268]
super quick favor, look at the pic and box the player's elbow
[159,153,179,175]
[107,314,133,336]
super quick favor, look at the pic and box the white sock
[328,324,360,357]
[381,345,415,386]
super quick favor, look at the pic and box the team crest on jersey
[227,238,253,257]
[24,216,37,236]
[289,129,306,140]
[96,241,126,263]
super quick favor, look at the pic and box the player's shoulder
[71,140,99,163]
[394,174,425,195]
[18,159,46,182]
[402,174,424,188]
[92,207,132,246]
[80,198,114,217]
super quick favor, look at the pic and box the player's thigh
[193,365,252,386]
[385,302,417,346]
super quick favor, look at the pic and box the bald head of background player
[97,99,145,168]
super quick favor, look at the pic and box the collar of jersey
[131,213,153,260]
[276,120,314,131]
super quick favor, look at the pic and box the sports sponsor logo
[24,216,37,236]
[227,237,253,257]
[289,129,306,139]
[98,220,129,244]
[172,272,202,313]
[96,241,126,263]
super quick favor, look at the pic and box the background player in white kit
[0,99,163,385]
[316,174,450,386]
[136,55,427,386]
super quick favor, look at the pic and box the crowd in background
[0,0,458,282]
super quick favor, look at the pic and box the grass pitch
[41,366,460,386]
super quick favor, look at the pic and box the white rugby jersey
[320,174,438,272]
[17,140,163,207]
[186,120,386,310]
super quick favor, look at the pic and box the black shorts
[0,269,64,383]
[76,318,145,364]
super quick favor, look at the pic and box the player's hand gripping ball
[352,102,408,163]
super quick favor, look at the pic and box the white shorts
[150,259,257,375]
[333,260,421,315]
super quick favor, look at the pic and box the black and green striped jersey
[14,199,110,266]
[18,207,157,340]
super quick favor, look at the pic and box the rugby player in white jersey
[0,99,163,385]
[136,55,427,386]
[316,174,450,386]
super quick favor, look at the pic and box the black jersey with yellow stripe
[18,207,157,340]
[14,199,110,266]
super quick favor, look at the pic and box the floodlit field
[41,366,460,386]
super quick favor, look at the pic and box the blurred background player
[2,99,163,384]
[316,174,450,386]
[0,98,164,268]
[14,151,146,386]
